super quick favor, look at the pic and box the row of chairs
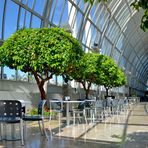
[83,98,133,124]
[50,98,131,126]
[0,98,137,145]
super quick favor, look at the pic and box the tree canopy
[69,52,126,99]
[69,52,103,99]
[0,27,84,100]
[97,55,126,96]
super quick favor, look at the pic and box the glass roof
[0,0,148,95]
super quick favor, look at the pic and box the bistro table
[50,99,96,126]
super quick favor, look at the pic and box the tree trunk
[43,81,48,97]
[106,88,109,97]
[85,89,89,100]
[32,72,48,100]
[104,87,109,108]
[38,81,46,100]
[83,82,91,100]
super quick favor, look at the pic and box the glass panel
[113,26,120,42]
[21,0,27,5]
[82,20,91,45]
[4,0,19,39]
[107,22,120,42]
[113,48,120,62]
[116,34,125,51]
[24,11,31,28]
[50,75,56,85]
[68,1,77,30]
[78,0,85,11]
[100,10,109,31]
[84,20,92,47]
[105,19,114,37]
[34,0,46,15]
[102,38,112,56]
[4,66,16,80]
[73,0,81,5]
[123,44,131,58]
[126,62,132,72]
[50,0,65,26]
[49,0,58,24]
[117,8,130,28]
[17,70,28,81]
[108,0,122,13]
[19,8,25,28]
[129,52,135,63]
[73,11,83,38]
[96,5,108,31]
[89,4,98,23]
[28,73,36,83]
[60,1,68,25]
[119,56,126,68]
[93,3,103,25]
[57,75,63,86]
[31,15,41,28]
[89,26,100,49]
[133,56,138,66]
[27,0,34,9]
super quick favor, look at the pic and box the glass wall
[0,0,147,95]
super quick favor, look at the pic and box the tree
[83,0,148,31]
[97,56,126,97]
[69,53,103,99]
[0,28,84,100]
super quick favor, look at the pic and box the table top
[50,100,96,103]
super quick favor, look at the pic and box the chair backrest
[0,100,22,118]
[38,100,47,116]
[95,100,103,108]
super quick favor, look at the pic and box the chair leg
[20,120,24,146]
[38,121,43,135]
[83,110,88,124]
[41,119,48,140]
[11,124,13,139]
[73,112,76,125]
[58,112,61,133]
[78,113,81,123]
[23,121,27,139]
[48,114,53,136]
[0,123,3,140]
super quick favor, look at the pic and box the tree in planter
[98,56,126,97]
[0,27,84,100]
[69,52,103,99]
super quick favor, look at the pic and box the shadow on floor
[123,132,148,148]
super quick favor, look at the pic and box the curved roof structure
[0,0,148,96]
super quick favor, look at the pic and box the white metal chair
[73,108,87,125]
[72,101,88,125]
[49,99,63,134]
[22,100,48,140]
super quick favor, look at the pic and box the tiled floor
[0,102,148,148]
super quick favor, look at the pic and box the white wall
[0,79,81,106]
